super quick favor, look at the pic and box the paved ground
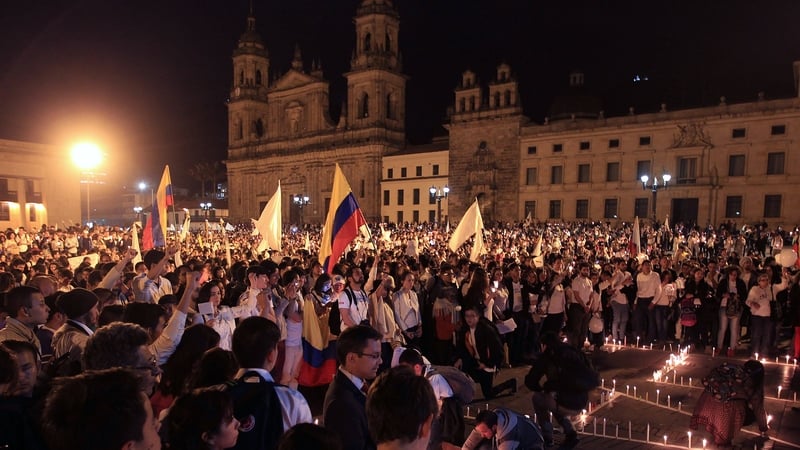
[303,344,800,449]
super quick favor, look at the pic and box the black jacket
[456,317,504,369]
[323,370,375,450]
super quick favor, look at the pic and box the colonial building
[226,0,406,224]
[0,139,81,230]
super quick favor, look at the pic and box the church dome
[548,71,602,121]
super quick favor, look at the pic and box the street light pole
[640,173,671,222]
[429,185,450,225]
[133,206,143,223]
[292,194,310,226]
[71,142,103,226]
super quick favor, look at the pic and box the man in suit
[323,325,383,450]
[455,305,516,400]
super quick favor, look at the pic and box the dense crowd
[0,218,799,450]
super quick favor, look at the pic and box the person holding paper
[454,305,516,399]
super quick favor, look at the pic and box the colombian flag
[318,164,367,273]
[142,166,174,250]
[298,302,337,387]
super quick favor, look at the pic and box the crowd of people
[0,218,799,450]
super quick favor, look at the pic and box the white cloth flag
[469,229,485,263]
[179,210,191,243]
[633,216,642,255]
[448,199,484,255]
[252,182,282,254]
[131,222,142,266]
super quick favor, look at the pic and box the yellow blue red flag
[319,164,367,273]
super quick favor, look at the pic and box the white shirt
[235,368,312,431]
[392,289,421,331]
[340,287,368,331]
[636,271,661,298]
[570,275,593,306]
[150,310,187,365]
[132,273,173,304]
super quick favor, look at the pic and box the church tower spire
[344,0,406,130]
[228,4,269,147]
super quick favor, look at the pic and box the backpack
[702,363,747,402]
[680,298,697,327]
[427,365,475,404]
[327,299,342,336]
[226,371,285,450]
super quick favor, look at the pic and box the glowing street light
[71,142,103,224]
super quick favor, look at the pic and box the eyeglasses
[357,352,382,360]
[134,355,161,376]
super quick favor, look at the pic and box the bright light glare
[71,142,103,170]
[138,181,147,191]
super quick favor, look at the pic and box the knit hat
[57,288,99,319]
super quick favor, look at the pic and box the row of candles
[576,413,709,449]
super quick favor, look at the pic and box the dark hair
[0,344,18,392]
[313,273,332,295]
[92,288,115,306]
[188,348,240,390]
[278,423,343,450]
[475,410,498,428]
[4,286,41,317]
[123,302,168,333]
[98,304,125,327]
[87,270,104,287]
[397,348,424,367]
[158,325,221,397]
[83,322,150,370]
[366,366,437,445]
[42,368,147,450]
[232,316,281,368]
[164,388,235,450]
[143,250,166,269]
[336,325,382,365]
[197,281,223,304]
[2,339,39,361]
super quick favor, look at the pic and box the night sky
[1,0,799,190]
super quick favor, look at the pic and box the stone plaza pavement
[475,345,800,450]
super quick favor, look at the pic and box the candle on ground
[626,385,630,396]
[688,431,692,449]
[778,386,782,399]
[634,386,638,398]
[664,435,668,446]
[678,401,682,412]
[637,336,640,347]
[668,394,671,408]
[628,421,632,440]
[616,424,619,438]
[647,423,650,442]
[702,438,707,449]
[602,378,605,389]
[603,418,606,436]
[646,391,649,402]
[656,389,660,405]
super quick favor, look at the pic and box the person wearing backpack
[398,348,465,450]
[340,267,371,333]
[229,316,312,450]
[526,331,598,450]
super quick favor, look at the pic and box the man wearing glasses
[323,325,383,450]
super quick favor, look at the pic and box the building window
[387,168,393,179]
[397,189,404,206]
[767,152,785,175]
[728,155,745,177]
[731,128,746,138]
[504,90,511,106]
[0,203,8,221]
[553,143,563,153]
[494,92,501,107]
[386,93,395,120]
[429,210,436,223]
[432,164,439,175]
[549,200,562,219]
[771,124,786,135]
[603,198,618,219]
[397,210,403,223]
[525,168,538,185]
[459,98,466,112]
[550,166,563,184]
[413,188,420,205]
[677,157,697,184]
[639,136,651,146]
[636,160,651,180]
[383,190,390,206]
[764,195,782,218]
[360,93,369,118]
[579,141,590,150]
[429,192,436,205]
[575,199,589,219]
[412,210,419,223]
[469,96,475,111]
[255,70,262,85]
[401,167,407,178]
[359,180,365,198]
[725,196,742,218]
[524,201,536,219]
[634,198,649,218]
[606,162,620,182]
[29,205,36,222]
[527,146,537,155]
[577,164,591,183]
[415,166,422,177]
[609,139,620,148]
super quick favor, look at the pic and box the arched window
[504,90,512,106]
[459,98,466,112]
[255,70,262,86]
[239,70,244,85]
[360,93,370,118]
[494,92,501,107]
[236,119,243,139]
[364,33,372,52]
[386,93,394,119]
[385,33,391,52]
[469,96,475,111]
[254,118,264,138]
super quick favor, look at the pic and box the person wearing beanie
[51,288,100,370]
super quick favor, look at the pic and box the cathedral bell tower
[228,7,270,147]
[343,0,406,130]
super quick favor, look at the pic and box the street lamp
[133,206,143,222]
[429,185,450,225]
[71,142,103,225]
[292,194,310,226]
[640,173,671,221]
[138,181,154,207]
[200,202,213,238]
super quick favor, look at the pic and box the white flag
[469,229,485,263]
[179,210,191,243]
[633,216,642,255]
[253,181,282,254]
[449,199,484,252]
[532,235,544,267]
[131,222,142,266]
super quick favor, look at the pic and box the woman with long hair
[164,388,240,450]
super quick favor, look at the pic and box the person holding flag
[319,164,369,273]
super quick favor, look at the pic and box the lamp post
[292,194,310,226]
[71,142,103,225]
[200,202,212,239]
[640,173,671,222]
[429,185,450,225]
[133,206,143,223]
[138,181,154,207]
